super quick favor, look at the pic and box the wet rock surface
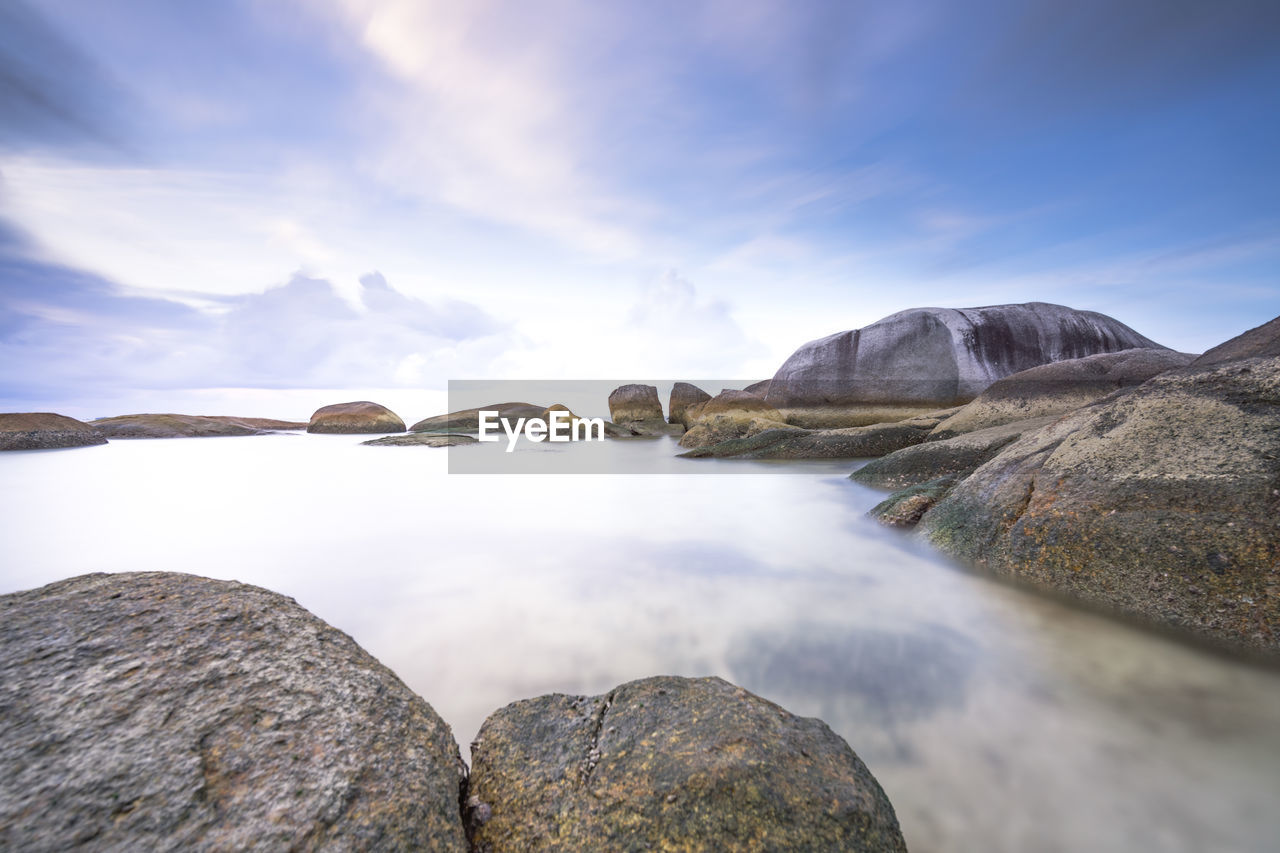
[920,354,1280,654]
[668,382,712,427]
[764,302,1164,425]
[307,401,405,434]
[467,675,907,853]
[0,412,107,451]
[928,348,1193,439]
[0,572,468,851]
[90,413,306,438]
[868,475,963,528]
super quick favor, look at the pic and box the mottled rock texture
[0,572,468,851]
[0,412,106,451]
[668,382,712,427]
[607,384,663,423]
[921,355,1280,654]
[677,391,787,449]
[851,417,1059,491]
[868,476,961,528]
[90,414,306,438]
[307,401,405,434]
[467,676,906,853]
[411,403,545,433]
[929,348,1193,439]
[680,407,960,460]
[765,302,1164,426]
[362,433,479,447]
[1191,315,1280,367]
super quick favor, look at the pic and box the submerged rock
[920,353,1280,654]
[363,433,480,447]
[668,382,712,427]
[90,413,306,438]
[0,412,106,451]
[0,572,468,851]
[410,403,546,433]
[764,302,1165,427]
[467,675,906,852]
[307,400,405,434]
[928,348,1193,439]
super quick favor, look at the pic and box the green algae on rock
[466,675,907,852]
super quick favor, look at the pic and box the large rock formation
[1190,315,1280,366]
[765,302,1165,427]
[307,401,405,434]
[91,413,306,438]
[920,351,1280,654]
[677,390,787,449]
[466,676,906,852]
[668,382,712,427]
[0,572,468,850]
[928,348,1193,439]
[0,412,106,451]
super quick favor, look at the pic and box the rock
[851,417,1060,490]
[765,302,1166,427]
[668,382,712,427]
[0,412,106,451]
[680,407,962,459]
[307,401,405,434]
[90,414,307,438]
[1190,314,1280,367]
[363,433,480,447]
[920,354,1280,654]
[744,379,771,395]
[0,572,468,850]
[607,384,663,423]
[868,475,962,528]
[928,348,1194,439]
[466,675,906,853]
[677,390,787,449]
[411,403,546,433]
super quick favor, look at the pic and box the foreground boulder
[91,413,306,438]
[765,302,1164,427]
[467,676,906,852]
[0,572,468,850]
[607,384,680,436]
[307,401,405,434]
[920,353,1280,654]
[928,348,1193,439]
[668,382,712,427]
[680,407,961,460]
[0,412,106,451]
[677,390,787,449]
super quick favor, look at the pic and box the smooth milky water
[3,433,1280,853]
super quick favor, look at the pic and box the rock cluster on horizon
[0,412,106,451]
[307,400,406,434]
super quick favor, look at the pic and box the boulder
[920,354,1280,654]
[466,676,906,852]
[0,412,106,451]
[0,572,467,850]
[765,302,1165,427]
[90,414,307,438]
[607,384,663,423]
[363,433,480,447]
[677,390,787,449]
[928,348,1193,439]
[744,379,771,395]
[307,401,405,434]
[851,416,1060,491]
[868,475,961,528]
[1190,315,1280,367]
[668,382,712,427]
[411,403,546,433]
[679,407,961,460]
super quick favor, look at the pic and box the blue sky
[1,0,1277,417]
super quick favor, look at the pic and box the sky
[1,0,1277,419]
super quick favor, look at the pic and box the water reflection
[2,434,1279,853]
